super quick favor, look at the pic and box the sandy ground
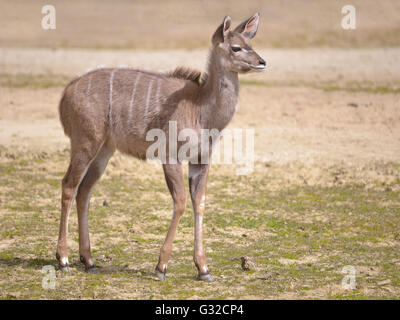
[1,47,400,84]
[0,47,399,167]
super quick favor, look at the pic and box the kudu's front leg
[188,163,213,282]
[155,164,186,281]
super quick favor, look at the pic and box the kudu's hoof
[155,266,166,281]
[80,255,97,274]
[198,273,214,282]
[59,264,70,273]
[86,266,99,275]
[56,252,69,273]
[156,271,166,281]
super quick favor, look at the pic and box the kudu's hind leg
[56,139,104,272]
[155,164,187,281]
[76,142,115,273]
[188,163,213,281]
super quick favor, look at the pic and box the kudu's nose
[259,59,266,66]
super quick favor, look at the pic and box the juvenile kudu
[57,13,266,281]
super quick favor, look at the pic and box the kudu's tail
[58,79,76,138]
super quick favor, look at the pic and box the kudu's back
[59,67,201,158]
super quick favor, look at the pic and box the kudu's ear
[234,12,260,39]
[211,15,232,46]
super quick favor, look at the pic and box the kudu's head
[211,13,266,73]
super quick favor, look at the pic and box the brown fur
[166,66,204,85]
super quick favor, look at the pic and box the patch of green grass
[0,149,399,299]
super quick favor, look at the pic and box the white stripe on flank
[87,75,92,96]
[73,78,80,105]
[109,69,117,132]
[155,78,162,109]
[144,79,154,118]
[128,72,142,123]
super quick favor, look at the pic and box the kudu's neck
[200,48,239,131]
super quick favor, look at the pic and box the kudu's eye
[231,46,241,52]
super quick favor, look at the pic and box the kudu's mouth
[251,65,266,71]
[245,61,266,72]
